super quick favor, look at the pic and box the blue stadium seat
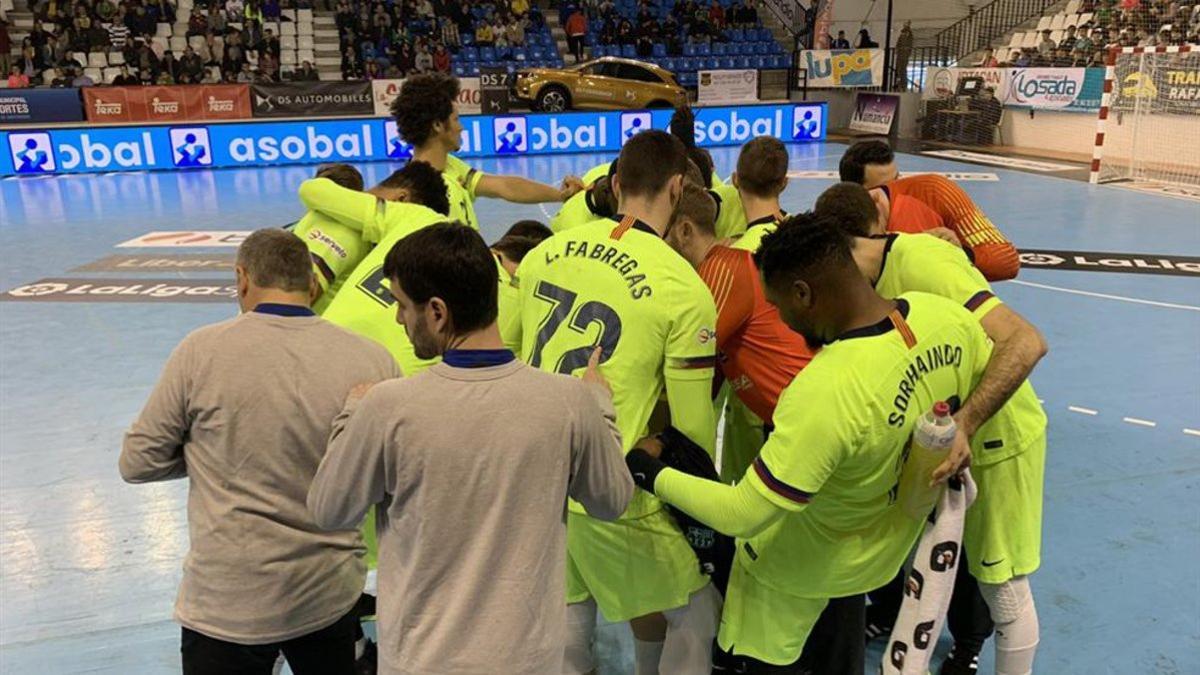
[711,42,726,56]
[729,29,744,42]
[531,47,545,60]
[469,64,481,76]
[454,64,467,76]
[461,33,475,46]
[462,47,478,61]
[480,47,496,62]
[621,44,636,58]
[683,43,696,57]
[774,54,789,69]
[720,56,736,69]
[697,42,711,56]
[751,55,767,69]
[653,43,666,57]
[704,56,720,70]
[661,57,676,72]
[735,56,751,70]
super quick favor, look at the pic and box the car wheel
[538,86,570,112]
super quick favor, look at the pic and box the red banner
[83,85,251,122]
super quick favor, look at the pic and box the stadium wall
[0,102,827,176]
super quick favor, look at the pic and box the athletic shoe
[355,638,377,675]
[939,647,980,675]
[863,604,894,643]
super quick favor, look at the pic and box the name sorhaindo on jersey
[889,344,965,427]
[544,239,653,300]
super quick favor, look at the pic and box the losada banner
[82,85,251,123]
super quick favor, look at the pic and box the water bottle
[899,402,957,520]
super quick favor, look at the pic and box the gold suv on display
[513,57,689,112]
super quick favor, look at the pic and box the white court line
[1068,406,1099,415]
[1009,280,1200,312]
[1184,429,1200,437]
[1123,417,1157,427]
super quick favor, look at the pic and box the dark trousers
[867,549,995,656]
[567,34,584,61]
[181,606,358,675]
[714,594,866,674]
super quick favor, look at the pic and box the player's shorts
[566,508,708,623]
[717,553,829,665]
[964,432,1046,584]
[720,395,767,484]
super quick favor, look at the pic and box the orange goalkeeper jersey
[884,174,1020,281]
[698,245,814,423]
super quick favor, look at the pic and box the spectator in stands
[181,46,204,81]
[139,68,154,84]
[440,16,460,50]
[1060,25,1078,50]
[262,0,281,22]
[258,48,279,81]
[708,0,725,28]
[0,21,10,78]
[112,63,139,85]
[261,28,282,58]
[969,86,1003,144]
[414,42,433,72]
[72,66,94,86]
[135,41,159,75]
[131,6,155,40]
[294,60,320,80]
[475,19,494,48]
[1052,46,1074,66]
[237,61,255,82]
[977,47,999,67]
[208,7,228,34]
[341,45,362,79]
[492,15,510,54]
[617,16,633,44]
[566,7,586,62]
[187,7,208,37]
[832,29,851,48]
[1038,29,1055,55]
[636,30,653,57]
[858,28,879,47]
[223,32,246,72]
[512,0,530,17]
[433,43,451,72]
[51,66,72,86]
[364,58,382,79]
[7,64,30,88]
[742,0,760,27]
[160,49,181,82]
[1075,25,1095,52]
[1070,46,1090,65]
[508,17,526,47]
[528,4,545,29]
[396,41,413,73]
[1137,27,1156,46]
[202,67,221,83]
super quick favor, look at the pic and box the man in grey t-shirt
[121,229,398,674]
[309,223,633,675]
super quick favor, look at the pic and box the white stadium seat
[72,51,89,65]
[1075,12,1093,27]
[298,49,315,64]
[297,21,313,36]
[42,70,55,86]
[1008,32,1025,50]
[282,8,297,21]
[281,22,295,36]
[1035,16,1052,32]
[1050,14,1066,30]
[151,37,169,56]
[108,51,125,65]
[281,51,297,66]
[88,52,108,67]
[156,22,172,37]
[1065,0,1081,15]
[297,35,314,51]
[298,9,313,23]
[103,66,122,82]
[169,36,187,53]
[84,67,103,82]
[281,35,296,50]
[1051,29,1064,43]
[1022,32,1040,48]
[189,35,205,50]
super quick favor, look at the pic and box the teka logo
[620,112,652,144]
[493,117,528,154]
[384,121,413,160]
[8,132,56,174]
[207,95,235,113]
[170,128,212,168]
[793,107,822,140]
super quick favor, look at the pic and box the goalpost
[1090,44,1200,189]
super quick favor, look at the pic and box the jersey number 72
[530,280,622,374]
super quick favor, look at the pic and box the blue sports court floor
[0,143,1197,674]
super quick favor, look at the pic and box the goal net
[1091,45,1200,188]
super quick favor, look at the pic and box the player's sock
[633,638,664,675]
[660,583,722,674]
[979,577,1039,675]
[564,599,598,675]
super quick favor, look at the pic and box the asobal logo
[529,116,609,152]
[57,132,157,170]
[620,112,651,144]
[8,132,55,173]
[493,117,528,154]
[226,124,375,163]
[792,106,823,140]
[170,127,212,168]
[384,121,413,159]
[694,109,788,145]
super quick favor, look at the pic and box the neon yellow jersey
[710,183,746,240]
[551,188,608,233]
[873,233,1047,465]
[730,213,787,252]
[291,212,372,314]
[443,154,484,230]
[320,203,447,375]
[495,253,523,353]
[582,161,613,186]
[514,215,718,518]
[742,292,992,598]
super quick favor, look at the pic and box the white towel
[881,469,978,675]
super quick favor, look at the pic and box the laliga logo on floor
[170,128,212,168]
[384,121,413,160]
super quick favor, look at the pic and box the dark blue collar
[442,349,516,368]
[253,303,316,317]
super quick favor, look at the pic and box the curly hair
[379,160,451,216]
[390,73,460,148]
